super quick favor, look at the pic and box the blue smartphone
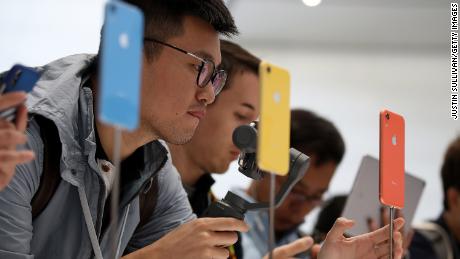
[98,1,144,131]
[0,64,40,94]
[0,64,40,121]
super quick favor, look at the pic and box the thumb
[311,244,321,259]
[326,217,355,240]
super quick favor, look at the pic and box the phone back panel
[0,65,40,121]
[1,64,40,94]
[99,1,144,131]
[379,109,405,208]
[257,61,290,175]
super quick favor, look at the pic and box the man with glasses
[239,109,345,259]
[143,37,228,95]
[0,1,248,259]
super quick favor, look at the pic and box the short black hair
[109,0,238,60]
[290,109,345,166]
[219,40,261,92]
[441,135,460,211]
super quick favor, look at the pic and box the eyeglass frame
[143,37,227,96]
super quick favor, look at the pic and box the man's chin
[212,163,230,174]
[205,159,230,174]
[161,129,196,145]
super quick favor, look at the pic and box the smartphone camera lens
[267,66,271,73]
[385,112,390,120]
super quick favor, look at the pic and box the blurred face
[180,70,260,173]
[139,16,220,144]
[274,159,337,232]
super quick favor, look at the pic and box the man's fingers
[0,149,34,190]
[326,217,355,240]
[207,231,238,247]
[0,92,27,111]
[394,231,404,259]
[15,104,28,132]
[199,217,249,232]
[310,244,321,259]
[0,150,35,165]
[0,120,15,130]
[262,237,314,259]
[373,241,390,258]
[393,217,405,231]
[376,232,403,259]
[272,236,314,257]
[17,150,35,164]
[0,129,27,148]
[369,217,405,244]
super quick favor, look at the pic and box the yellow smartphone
[257,61,290,175]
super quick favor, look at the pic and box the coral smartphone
[99,1,144,131]
[257,61,290,176]
[379,109,405,208]
[0,64,40,121]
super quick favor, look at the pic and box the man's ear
[447,187,460,211]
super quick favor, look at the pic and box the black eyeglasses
[144,37,227,96]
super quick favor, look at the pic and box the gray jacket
[0,54,195,259]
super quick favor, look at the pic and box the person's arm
[0,118,43,258]
[124,217,248,259]
[0,92,35,190]
[123,156,249,259]
[124,158,196,253]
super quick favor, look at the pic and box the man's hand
[123,217,249,259]
[0,92,35,190]
[318,217,405,259]
[367,207,414,256]
[262,236,314,259]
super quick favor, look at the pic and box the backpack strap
[137,174,159,228]
[135,141,168,230]
[31,115,62,219]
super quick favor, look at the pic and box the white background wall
[1,0,458,233]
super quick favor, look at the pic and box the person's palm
[318,217,404,259]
